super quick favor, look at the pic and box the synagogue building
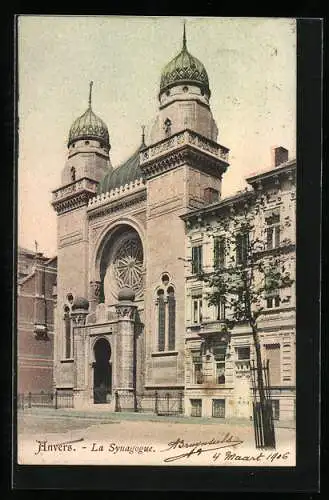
[51,28,296,420]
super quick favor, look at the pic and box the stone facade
[51,30,296,420]
[182,157,296,421]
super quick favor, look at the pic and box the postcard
[17,16,297,468]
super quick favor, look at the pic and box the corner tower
[141,25,230,396]
[52,83,111,389]
[149,24,219,144]
[62,81,111,186]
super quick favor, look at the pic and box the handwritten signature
[161,433,244,462]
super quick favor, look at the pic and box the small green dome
[72,296,89,310]
[97,142,145,194]
[118,286,136,302]
[67,82,110,148]
[160,26,210,96]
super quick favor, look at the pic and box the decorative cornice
[52,191,94,215]
[159,97,210,112]
[88,191,147,220]
[181,189,255,225]
[141,147,227,181]
[139,129,229,180]
[246,160,296,188]
[52,178,98,215]
[87,177,146,211]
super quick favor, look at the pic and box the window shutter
[265,344,281,386]
[219,238,225,267]
[192,245,202,274]
[214,239,219,268]
[275,226,280,247]
[236,234,242,264]
[266,227,273,250]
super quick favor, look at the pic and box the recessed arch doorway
[93,338,112,404]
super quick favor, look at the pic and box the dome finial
[88,81,94,109]
[183,20,187,50]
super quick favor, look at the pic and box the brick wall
[17,251,57,394]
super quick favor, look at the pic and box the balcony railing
[235,360,251,372]
[140,129,229,166]
[52,178,98,203]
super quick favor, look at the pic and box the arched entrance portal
[93,338,112,404]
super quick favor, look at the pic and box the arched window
[167,286,176,350]
[64,305,71,358]
[155,277,176,352]
[70,166,76,182]
[157,289,165,352]
[164,118,172,137]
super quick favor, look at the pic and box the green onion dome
[67,81,110,148]
[159,25,210,97]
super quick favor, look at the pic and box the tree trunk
[251,321,266,404]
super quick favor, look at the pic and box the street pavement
[17,408,296,466]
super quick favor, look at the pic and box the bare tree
[197,192,294,448]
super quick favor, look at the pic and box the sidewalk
[18,406,296,429]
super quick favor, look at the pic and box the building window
[212,399,226,418]
[266,213,280,250]
[265,269,280,308]
[216,298,226,320]
[164,118,172,136]
[271,399,280,420]
[157,290,166,351]
[266,294,280,309]
[192,296,203,324]
[70,167,76,182]
[167,286,176,350]
[265,344,281,386]
[213,346,226,384]
[190,399,202,417]
[236,346,250,360]
[64,305,71,358]
[236,232,249,266]
[192,353,203,384]
[204,187,219,204]
[192,245,203,274]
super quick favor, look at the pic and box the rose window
[113,238,143,293]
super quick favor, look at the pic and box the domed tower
[140,24,230,395]
[52,83,111,391]
[61,81,111,186]
[149,24,219,144]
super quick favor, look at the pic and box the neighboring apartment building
[182,152,296,421]
[17,247,57,393]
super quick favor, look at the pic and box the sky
[18,16,296,258]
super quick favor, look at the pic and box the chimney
[272,146,288,168]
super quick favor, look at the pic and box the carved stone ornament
[71,313,88,326]
[113,237,143,294]
[115,304,137,320]
[90,280,101,299]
